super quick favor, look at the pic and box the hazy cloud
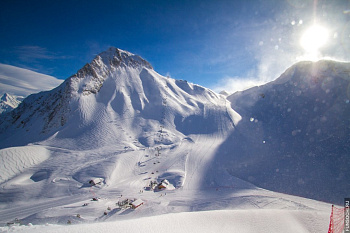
[14,46,70,63]
[211,76,265,94]
[0,63,63,97]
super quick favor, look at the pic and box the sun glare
[300,25,329,59]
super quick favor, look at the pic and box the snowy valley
[0,47,349,232]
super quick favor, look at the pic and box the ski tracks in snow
[0,193,89,224]
[182,135,223,190]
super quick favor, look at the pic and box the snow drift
[0,145,50,184]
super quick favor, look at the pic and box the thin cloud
[165,72,171,78]
[211,76,265,94]
[0,63,63,97]
[14,46,70,62]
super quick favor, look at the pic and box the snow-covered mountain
[220,60,350,204]
[0,48,347,231]
[0,47,238,149]
[0,47,241,203]
[0,93,24,114]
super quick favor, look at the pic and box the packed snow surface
[3,208,329,233]
[0,145,50,184]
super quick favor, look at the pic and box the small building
[149,180,158,190]
[89,178,103,186]
[131,199,144,209]
[158,179,169,189]
[117,199,132,209]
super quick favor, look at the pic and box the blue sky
[1,0,349,93]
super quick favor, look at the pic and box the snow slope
[221,60,350,204]
[0,47,239,149]
[0,145,50,184]
[3,208,329,233]
[0,49,346,232]
[0,47,241,209]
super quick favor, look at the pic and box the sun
[300,25,329,59]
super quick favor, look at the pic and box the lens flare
[300,25,329,52]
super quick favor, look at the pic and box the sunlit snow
[0,48,348,233]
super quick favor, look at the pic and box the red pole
[328,205,334,233]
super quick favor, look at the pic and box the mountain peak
[1,93,10,101]
[0,93,24,114]
[219,90,230,96]
[95,47,153,70]
[0,93,24,103]
[67,47,153,96]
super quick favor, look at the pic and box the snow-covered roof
[131,199,144,207]
[89,178,103,184]
[161,179,169,185]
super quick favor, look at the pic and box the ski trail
[182,135,222,190]
[0,193,90,223]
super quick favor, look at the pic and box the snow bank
[0,146,50,183]
[6,209,328,233]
